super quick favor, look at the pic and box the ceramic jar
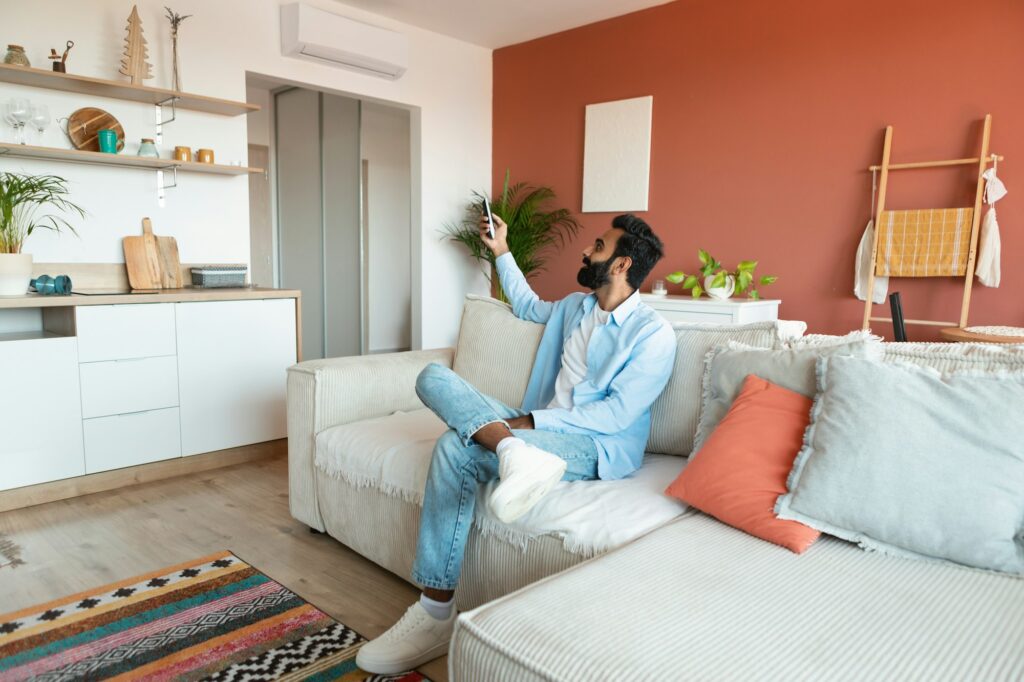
[138,138,160,158]
[3,45,30,67]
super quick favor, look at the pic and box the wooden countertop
[0,287,301,309]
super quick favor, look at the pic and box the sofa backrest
[882,341,1024,371]
[648,322,779,456]
[453,296,544,409]
[452,296,788,457]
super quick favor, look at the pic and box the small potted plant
[666,249,777,300]
[0,172,84,296]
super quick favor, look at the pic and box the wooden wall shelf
[0,63,259,116]
[0,142,262,175]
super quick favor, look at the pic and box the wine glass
[29,104,50,145]
[5,98,30,145]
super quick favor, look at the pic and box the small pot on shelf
[3,45,30,67]
[0,252,33,296]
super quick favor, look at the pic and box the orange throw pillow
[665,374,820,553]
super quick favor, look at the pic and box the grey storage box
[191,265,248,288]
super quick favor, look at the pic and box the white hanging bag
[854,170,888,302]
[975,166,1006,288]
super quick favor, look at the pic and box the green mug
[98,129,118,154]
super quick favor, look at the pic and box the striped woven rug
[0,551,429,681]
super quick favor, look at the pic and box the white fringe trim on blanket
[314,460,606,558]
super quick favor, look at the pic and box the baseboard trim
[0,440,286,513]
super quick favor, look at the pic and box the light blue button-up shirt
[496,252,677,480]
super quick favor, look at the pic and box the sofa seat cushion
[314,409,689,557]
[451,513,1024,681]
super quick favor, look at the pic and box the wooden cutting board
[67,107,125,152]
[155,230,182,288]
[123,218,163,289]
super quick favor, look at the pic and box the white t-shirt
[547,303,612,409]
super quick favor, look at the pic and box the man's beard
[577,256,612,290]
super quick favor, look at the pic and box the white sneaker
[355,602,456,674]
[489,441,567,523]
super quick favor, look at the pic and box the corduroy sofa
[287,295,1024,680]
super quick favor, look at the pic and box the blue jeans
[410,363,599,591]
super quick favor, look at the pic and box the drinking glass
[6,98,30,145]
[29,103,50,145]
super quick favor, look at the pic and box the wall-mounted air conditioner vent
[281,3,409,80]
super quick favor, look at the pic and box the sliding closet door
[321,95,362,359]
[276,88,325,361]
[276,89,363,361]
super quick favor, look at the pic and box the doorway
[246,76,412,362]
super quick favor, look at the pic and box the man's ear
[614,255,633,276]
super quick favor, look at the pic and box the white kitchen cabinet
[175,299,297,456]
[0,335,85,491]
[83,407,182,474]
[76,303,177,362]
[79,355,180,419]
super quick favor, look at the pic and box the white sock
[496,436,524,457]
[419,593,454,621]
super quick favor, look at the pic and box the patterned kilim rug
[0,551,430,681]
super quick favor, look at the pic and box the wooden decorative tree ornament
[119,5,153,85]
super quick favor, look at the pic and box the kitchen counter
[0,287,301,309]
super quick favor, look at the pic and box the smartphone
[481,198,495,240]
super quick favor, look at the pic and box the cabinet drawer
[76,304,177,362]
[79,356,179,419]
[83,408,181,474]
[657,309,735,325]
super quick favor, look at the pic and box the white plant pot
[704,274,735,300]
[0,252,33,296]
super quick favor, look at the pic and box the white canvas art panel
[582,96,653,212]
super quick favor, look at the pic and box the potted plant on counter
[0,172,84,296]
[445,170,580,302]
[666,249,778,300]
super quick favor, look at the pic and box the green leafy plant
[0,172,84,254]
[444,170,580,302]
[666,249,777,299]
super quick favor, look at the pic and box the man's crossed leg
[356,363,599,674]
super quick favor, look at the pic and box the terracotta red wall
[493,0,1024,338]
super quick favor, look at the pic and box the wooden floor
[0,456,449,681]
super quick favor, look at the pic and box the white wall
[361,101,411,353]
[1,0,492,349]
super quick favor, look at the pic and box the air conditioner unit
[280,3,408,80]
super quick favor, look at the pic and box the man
[356,213,677,674]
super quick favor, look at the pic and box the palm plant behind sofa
[445,170,580,302]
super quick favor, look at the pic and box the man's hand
[480,213,510,258]
[506,414,534,430]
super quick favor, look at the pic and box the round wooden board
[939,327,1024,344]
[66,107,125,152]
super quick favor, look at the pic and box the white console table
[641,294,780,325]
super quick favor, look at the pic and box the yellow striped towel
[875,208,974,277]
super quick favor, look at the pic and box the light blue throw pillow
[775,355,1024,576]
[693,332,881,452]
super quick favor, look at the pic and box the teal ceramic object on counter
[30,274,73,295]
[98,128,118,154]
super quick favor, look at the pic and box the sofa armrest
[286,347,455,530]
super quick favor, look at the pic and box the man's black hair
[610,214,664,290]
